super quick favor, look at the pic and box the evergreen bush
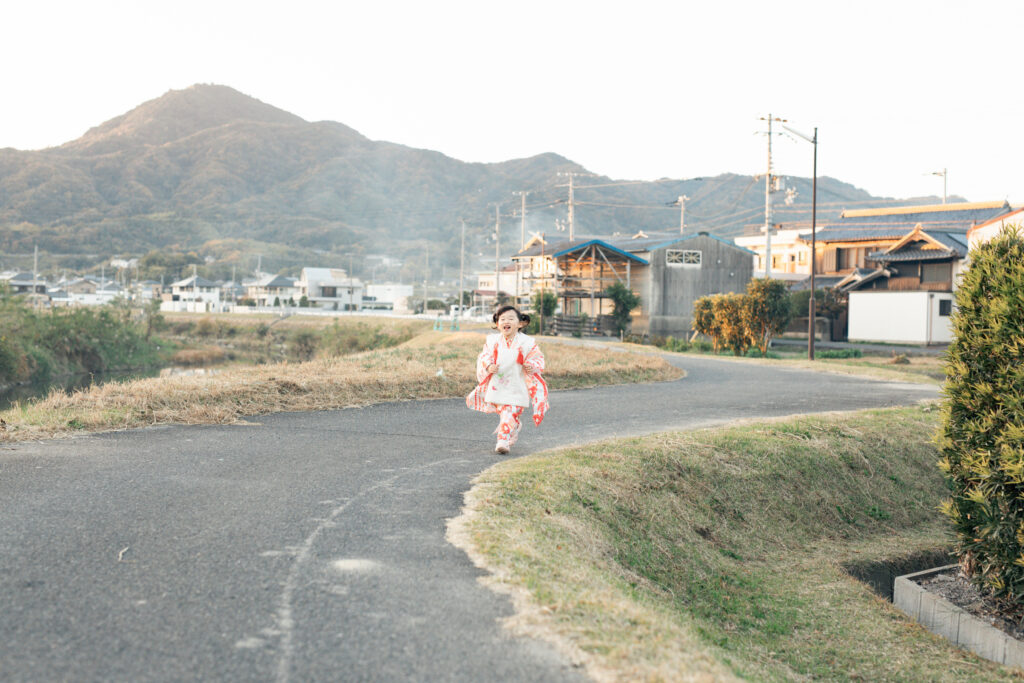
[939,225,1024,603]
[711,293,750,356]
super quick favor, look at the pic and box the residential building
[162,275,222,312]
[0,271,47,295]
[365,283,414,313]
[475,265,520,308]
[512,231,754,337]
[245,274,300,307]
[967,206,1024,252]
[838,208,1003,344]
[297,268,363,311]
[734,226,816,280]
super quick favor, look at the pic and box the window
[667,249,701,267]
[939,299,953,316]
[321,286,337,297]
[921,262,952,283]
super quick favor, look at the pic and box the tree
[712,293,750,355]
[605,281,641,335]
[939,225,1024,603]
[692,296,720,350]
[742,278,793,355]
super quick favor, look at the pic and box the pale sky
[3,0,1021,203]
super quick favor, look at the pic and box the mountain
[0,84,937,275]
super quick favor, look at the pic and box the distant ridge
[0,84,947,271]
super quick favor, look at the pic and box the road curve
[0,354,937,682]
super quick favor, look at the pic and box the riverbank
[0,331,682,442]
[450,406,1012,681]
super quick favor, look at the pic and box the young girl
[466,305,549,454]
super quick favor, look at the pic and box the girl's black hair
[493,305,531,326]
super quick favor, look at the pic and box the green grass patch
[456,406,1015,680]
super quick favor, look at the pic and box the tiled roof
[868,247,956,263]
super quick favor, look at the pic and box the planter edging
[893,564,1024,669]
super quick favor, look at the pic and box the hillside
[0,84,935,276]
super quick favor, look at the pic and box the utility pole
[539,233,546,335]
[512,191,528,304]
[458,219,465,320]
[494,205,501,309]
[556,172,579,240]
[677,195,689,234]
[33,245,39,311]
[513,190,528,250]
[423,247,429,315]
[759,114,786,279]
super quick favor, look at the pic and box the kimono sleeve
[476,336,497,383]
[521,340,545,374]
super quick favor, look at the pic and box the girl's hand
[487,364,498,374]
[523,366,535,375]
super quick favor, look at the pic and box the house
[162,275,222,312]
[966,206,1024,251]
[842,222,970,344]
[475,265,521,308]
[59,277,123,306]
[512,231,754,337]
[734,225,817,280]
[245,275,300,307]
[0,271,47,295]
[806,201,1012,280]
[297,268,363,311]
[364,283,414,313]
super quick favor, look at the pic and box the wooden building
[512,231,753,337]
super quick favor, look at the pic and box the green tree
[939,225,1024,602]
[605,282,641,335]
[742,278,793,355]
[712,293,750,355]
[692,296,721,351]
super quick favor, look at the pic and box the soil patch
[919,568,1024,641]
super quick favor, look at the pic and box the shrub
[711,293,750,356]
[605,282,641,335]
[939,225,1024,603]
[692,296,721,351]
[742,278,792,355]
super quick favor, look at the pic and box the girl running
[466,305,549,454]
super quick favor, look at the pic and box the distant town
[3,199,1018,346]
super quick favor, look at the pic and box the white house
[967,206,1023,252]
[734,226,817,280]
[245,275,300,307]
[162,275,222,312]
[297,268,363,311]
[365,283,414,313]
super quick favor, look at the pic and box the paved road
[0,354,937,682]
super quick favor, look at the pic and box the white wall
[849,291,954,344]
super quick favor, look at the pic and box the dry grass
[0,332,681,442]
[170,346,227,365]
[453,407,1017,681]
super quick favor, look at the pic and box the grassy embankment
[452,406,1018,681]
[0,331,682,442]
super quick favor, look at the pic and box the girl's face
[496,310,520,337]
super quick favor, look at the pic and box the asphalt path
[0,353,938,682]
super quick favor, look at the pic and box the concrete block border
[894,564,1024,669]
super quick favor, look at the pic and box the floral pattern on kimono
[466,332,548,426]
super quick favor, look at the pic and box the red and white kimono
[466,332,548,448]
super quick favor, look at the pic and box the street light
[783,124,818,361]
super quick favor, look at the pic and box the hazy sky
[4,0,1021,203]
